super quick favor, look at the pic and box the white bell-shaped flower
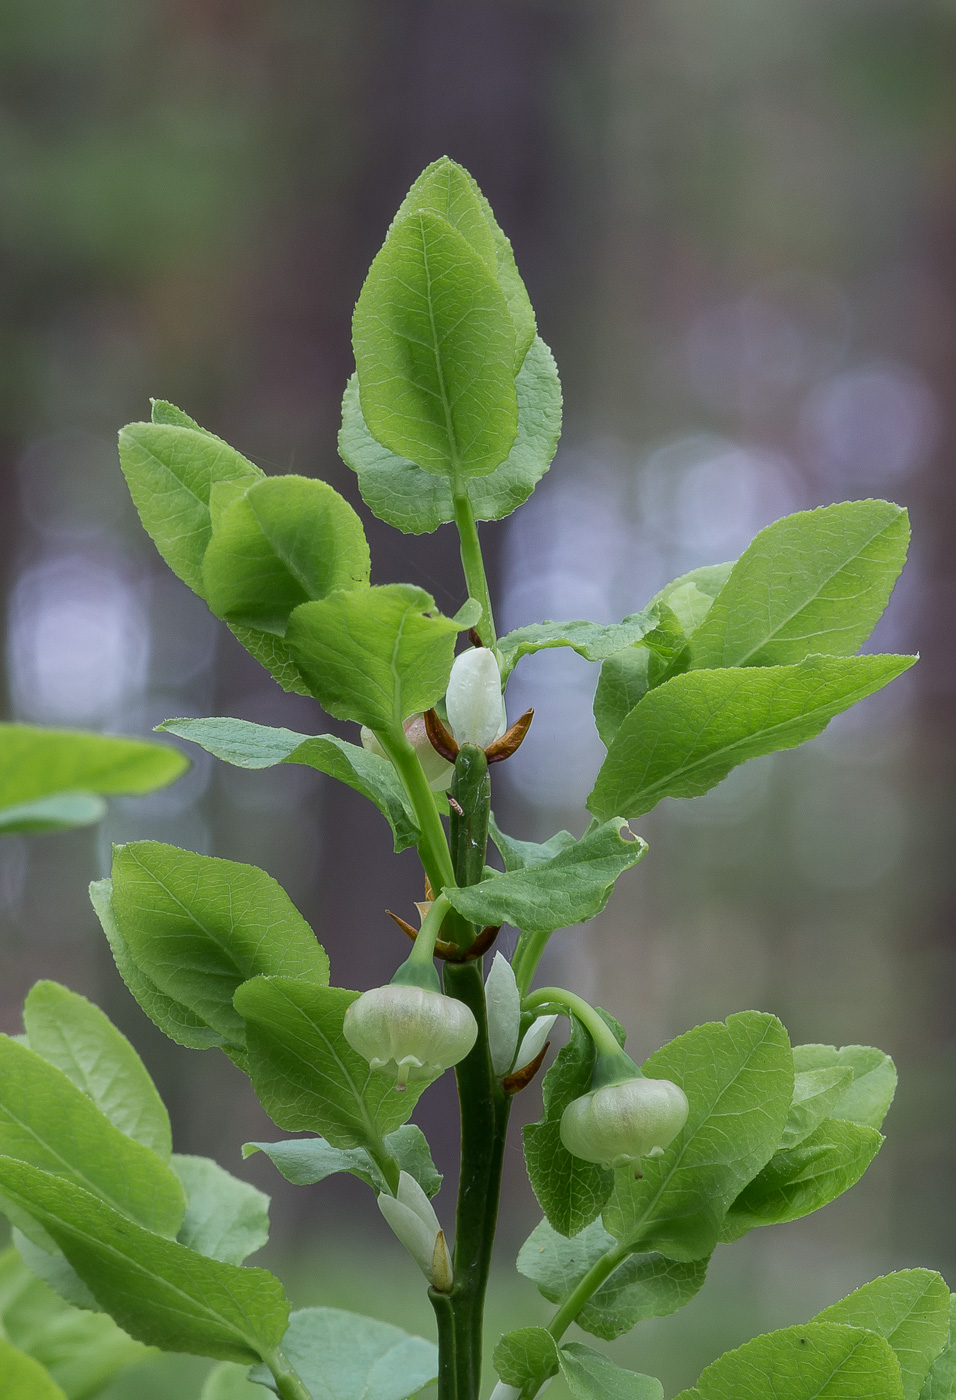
[343,983,478,1090]
[445,648,507,749]
[559,1075,689,1171]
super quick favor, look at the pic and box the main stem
[431,745,510,1400]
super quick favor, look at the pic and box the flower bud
[377,1171,453,1291]
[515,1014,557,1073]
[361,715,454,791]
[559,1075,689,1171]
[445,648,507,750]
[343,983,478,1090]
[485,953,520,1077]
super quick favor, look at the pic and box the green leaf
[683,1322,905,1399]
[445,819,647,935]
[91,880,224,1053]
[0,1336,67,1398]
[791,1044,898,1130]
[23,981,172,1161]
[201,1362,265,1399]
[250,1306,438,1400]
[523,1012,624,1237]
[777,1067,855,1151]
[814,1271,952,1400]
[339,335,561,535]
[517,1218,708,1340]
[488,815,576,872]
[202,475,370,635]
[656,563,735,637]
[689,501,910,670]
[13,1231,99,1313]
[286,584,465,731]
[396,157,536,370]
[559,1343,663,1400]
[226,625,313,698]
[109,842,329,1053]
[720,1118,883,1243]
[234,978,433,1152]
[157,718,419,854]
[173,1155,270,1266]
[352,209,518,478]
[0,1036,185,1238]
[243,1124,441,1198]
[497,612,656,681]
[0,1157,289,1365]
[0,1245,150,1400]
[150,399,219,435]
[588,654,916,822]
[0,793,107,835]
[0,725,188,829]
[920,1295,956,1400]
[117,419,262,595]
[603,1012,793,1261]
[493,1327,560,1388]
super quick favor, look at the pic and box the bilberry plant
[0,157,953,1400]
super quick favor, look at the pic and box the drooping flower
[559,1075,689,1171]
[343,982,478,1091]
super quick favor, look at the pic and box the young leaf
[655,563,735,638]
[0,1243,151,1398]
[493,1327,560,1388]
[23,981,173,1162]
[340,335,562,535]
[247,1306,438,1400]
[497,612,657,681]
[603,1012,793,1261]
[0,1157,289,1365]
[445,819,647,936]
[12,1230,100,1313]
[488,815,577,871]
[792,1044,897,1130]
[109,842,329,1053]
[678,1321,905,1400]
[0,725,187,833]
[0,1037,185,1239]
[117,420,262,595]
[919,1295,956,1400]
[523,1012,624,1237]
[689,501,910,670]
[396,157,536,370]
[90,880,224,1053]
[0,1336,67,1399]
[173,1155,270,1266]
[559,1343,664,1400]
[157,717,419,854]
[243,1123,441,1198]
[588,654,916,822]
[719,1118,883,1242]
[286,583,465,731]
[777,1067,855,1151]
[202,475,371,634]
[352,209,518,478]
[234,977,434,1152]
[813,1271,951,1400]
[517,1218,708,1340]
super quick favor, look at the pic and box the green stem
[524,987,625,1061]
[546,1239,633,1343]
[407,892,453,966]
[379,729,455,894]
[430,1288,458,1398]
[453,491,497,648]
[267,1350,313,1400]
[510,930,551,997]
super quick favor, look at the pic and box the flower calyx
[559,1050,689,1174]
[387,907,499,962]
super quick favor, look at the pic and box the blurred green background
[1,1,954,1395]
